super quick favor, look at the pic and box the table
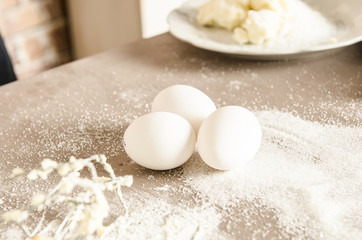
[0,33,361,239]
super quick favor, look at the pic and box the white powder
[1,107,361,239]
[100,109,361,239]
[264,0,339,51]
[1,103,361,239]
[182,110,362,239]
[70,111,362,239]
[106,195,223,239]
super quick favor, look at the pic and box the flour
[267,0,338,51]
[1,105,361,239]
[102,109,361,239]
[182,110,362,239]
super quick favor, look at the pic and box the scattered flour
[3,110,360,239]
[182,110,362,239]
[106,110,361,239]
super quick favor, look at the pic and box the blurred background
[0,0,187,80]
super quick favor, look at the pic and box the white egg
[197,106,262,170]
[151,85,216,134]
[123,112,196,170]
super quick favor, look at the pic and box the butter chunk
[250,0,287,15]
[241,9,284,44]
[197,0,247,30]
[233,27,249,44]
[197,0,289,44]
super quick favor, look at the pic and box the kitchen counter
[0,33,361,239]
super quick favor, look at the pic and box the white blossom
[105,182,114,191]
[31,193,46,207]
[120,175,133,187]
[99,155,107,164]
[2,209,29,223]
[37,169,51,180]
[104,164,113,175]
[96,226,106,236]
[4,155,133,239]
[27,169,38,180]
[10,167,25,178]
[59,178,74,194]
[77,203,107,236]
[70,160,84,172]
[97,176,111,183]
[58,163,71,176]
[69,171,80,178]
[69,156,77,163]
[41,159,58,170]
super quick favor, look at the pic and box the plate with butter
[168,0,362,60]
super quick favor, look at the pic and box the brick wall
[0,0,71,80]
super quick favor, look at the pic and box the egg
[197,106,262,170]
[123,112,196,170]
[152,85,216,134]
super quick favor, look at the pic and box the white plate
[167,0,362,60]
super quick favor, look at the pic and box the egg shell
[197,106,262,170]
[123,112,196,170]
[151,85,216,134]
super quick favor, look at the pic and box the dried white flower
[69,171,80,178]
[98,176,111,183]
[104,164,113,174]
[78,202,108,236]
[27,169,38,180]
[77,207,93,235]
[105,182,114,191]
[4,155,133,240]
[59,178,74,194]
[70,159,84,172]
[37,169,51,180]
[10,167,25,178]
[58,163,71,176]
[41,159,58,170]
[31,193,46,207]
[119,175,133,187]
[96,225,106,236]
[2,209,29,223]
[69,156,77,163]
[99,155,107,164]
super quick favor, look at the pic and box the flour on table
[107,110,361,239]
[182,110,362,239]
[1,107,361,239]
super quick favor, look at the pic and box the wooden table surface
[0,33,361,239]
